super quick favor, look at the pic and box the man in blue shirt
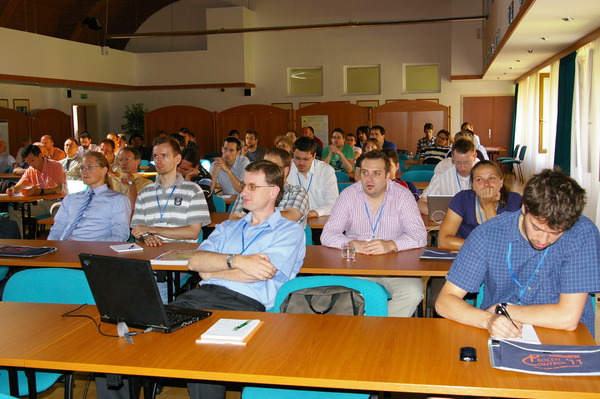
[436,169,600,338]
[48,151,131,241]
[370,125,397,151]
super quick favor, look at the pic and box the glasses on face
[118,157,135,163]
[79,165,102,172]
[452,160,473,167]
[240,182,275,191]
[293,155,314,163]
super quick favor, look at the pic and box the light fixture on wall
[83,17,103,31]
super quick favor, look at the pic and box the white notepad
[197,318,263,345]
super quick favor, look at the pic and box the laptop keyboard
[165,310,194,326]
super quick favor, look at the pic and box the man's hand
[241,146,250,156]
[212,157,231,174]
[485,305,523,338]
[233,253,277,281]
[131,225,150,238]
[329,146,342,155]
[184,169,199,181]
[352,239,396,255]
[6,187,15,196]
[143,234,164,247]
[308,210,319,219]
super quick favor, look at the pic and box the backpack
[279,285,365,316]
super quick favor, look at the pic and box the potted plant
[123,103,148,137]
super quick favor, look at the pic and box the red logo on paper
[521,354,583,370]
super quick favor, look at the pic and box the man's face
[292,149,315,174]
[301,127,313,138]
[117,150,140,174]
[264,153,289,181]
[80,137,91,148]
[521,212,565,251]
[131,136,143,147]
[331,132,344,147]
[424,129,434,138]
[245,133,258,148]
[80,156,107,189]
[40,136,53,150]
[370,129,384,145]
[153,143,181,175]
[435,133,450,147]
[345,136,356,147]
[286,131,297,141]
[360,158,390,197]
[221,142,240,163]
[0,140,6,153]
[99,142,114,159]
[64,139,78,158]
[177,159,196,177]
[241,171,277,213]
[24,153,45,171]
[451,151,476,177]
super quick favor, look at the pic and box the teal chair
[213,196,226,212]
[334,171,349,182]
[304,224,313,245]
[407,164,435,171]
[400,170,434,183]
[398,154,410,161]
[398,159,406,172]
[139,159,150,168]
[1,268,95,398]
[244,276,388,399]
[496,144,520,162]
[0,266,9,281]
[500,145,527,182]
[337,182,353,193]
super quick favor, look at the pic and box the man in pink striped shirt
[321,150,427,317]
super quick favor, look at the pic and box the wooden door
[30,109,72,146]
[462,96,514,156]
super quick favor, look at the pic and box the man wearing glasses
[287,137,338,218]
[418,129,451,165]
[418,139,477,215]
[210,136,250,194]
[109,146,152,209]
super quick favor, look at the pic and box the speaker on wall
[65,90,72,98]
[244,88,252,96]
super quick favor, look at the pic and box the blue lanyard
[240,221,269,254]
[297,173,313,193]
[506,242,549,304]
[455,169,470,191]
[363,190,387,240]
[155,185,177,222]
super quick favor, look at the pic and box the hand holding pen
[485,303,522,338]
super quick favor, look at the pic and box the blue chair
[407,164,435,171]
[398,154,410,161]
[400,170,434,183]
[334,171,349,182]
[139,159,150,168]
[337,182,353,193]
[500,145,527,182]
[1,268,95,398]
[0,266,8,281]
[213,196,226,212]
[244,276,388,399]
[304,224,313,245]
[496,144,520,162]
[398,159,406,172]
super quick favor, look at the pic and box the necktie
[65,158,72,171]
[60,190,95,240]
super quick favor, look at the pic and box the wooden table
[13,304,599,398]
[209,212,330,230]
[485,146,508,161]
[0,193,64,238]
[0,173,21,180]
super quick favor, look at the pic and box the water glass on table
[341,243,355,260]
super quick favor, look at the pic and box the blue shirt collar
[241,209,283,229]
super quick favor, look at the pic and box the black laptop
[79,253,211,333]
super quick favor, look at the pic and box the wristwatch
[140,232,153,240]
[226,254,235,269]
[126,180,134,186]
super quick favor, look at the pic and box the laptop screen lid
[428,194,454,223]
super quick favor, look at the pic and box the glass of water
[341,243,355,260]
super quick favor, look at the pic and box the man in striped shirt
[321,150,427,317]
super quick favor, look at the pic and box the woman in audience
[364,138,381,153]
[274,135,294,153]
[322,128,355,173]
[438,160,521,250]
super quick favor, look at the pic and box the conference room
[1,1,600,398]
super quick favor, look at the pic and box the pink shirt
[19,158,66,190]
[321,180,427,251]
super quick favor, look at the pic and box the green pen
[233,320,250,331]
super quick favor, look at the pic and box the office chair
[334,171,349,182]
[1,268,95,398]
[407,164,435,171]
[496,144,520,162]
[337,182,353,193]
[213,196,226,212]
[243,277,389,399]
[304,224,313,245]
[400,170,434,183]
[500,145,527,182]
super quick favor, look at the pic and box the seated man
[178,147,215,212]
[418,139,477,215]
[416,122,435,156]
[210,136,250,195]
[418,129,451,165]
[77,131,100,156]
[370,125,397,151]
[40,135,66,161]
[109,146,153,209]
[48,152,131,241]
[60,138,83,180]
[241,129,267,162]
[287,137,338,218]
[381,148,420,202]
[0,139,18,173]
[436,169,600,337]
[301,126,324,158]
[321,150,427,317]
[99,139,120,174]
[7,144,66,197]
[230,148,309,227]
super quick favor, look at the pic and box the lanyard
[455,169,470,191]
[506,241,549,304]
[240,221,269,254]
[297,173,313,193]
[155,185,177,222]
[363,190,387,240]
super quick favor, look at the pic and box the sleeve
[320,193,351,249]
[47,195,73,240]
[185,185,211,226]
[446,226,490,293]
[560,219,600,294]
[313,164,339,217]
[107,194,132,241]
[405,181,421,201]
[282,186,309,217]
[263,222,306,281]
[449,190,469,218]
[421,171,443,197]
[343,145,355,159]
[131,188,149,227]
[391,187,427,251]
[321,146,331,160]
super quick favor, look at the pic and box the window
[288,67,323,96]
[344,65,380,95]
[403,64,440,93]
[538,72,550,154]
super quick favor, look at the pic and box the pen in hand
[233,320,250,331]
[495,303,518,329]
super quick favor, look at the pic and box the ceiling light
[562,17,574,22]
[509,67,514,70]
[528,50,534,53]
[516,59,521,62]
[541,37,549,41]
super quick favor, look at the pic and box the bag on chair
[279,285,365,315]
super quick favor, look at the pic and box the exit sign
[80,93,88,99]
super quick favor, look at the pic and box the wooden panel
[30,109,72,146]
[216,104,292,150]
[295,102,369,142]
[144,105,215,153]
[0,107,30,155]
[373,100,449,155]
[462,95,514,154]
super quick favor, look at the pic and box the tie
[65,158,72,171]
[60,190,95,240]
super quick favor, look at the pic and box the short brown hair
[83,151,111,188]
[153,137,181,156]
[245,160,284,205]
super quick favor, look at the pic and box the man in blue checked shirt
[436,168,600,338]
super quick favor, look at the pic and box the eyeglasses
[118,157,135,163]
[240,182,275,191]
[293,156,314,163]
[79,165,102,172]
[452,160,473,167]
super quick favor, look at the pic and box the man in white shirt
[287,137,338,218]
[59,138,83,180]
[210,136,250,195]
[418,139,477,215]
[77,132,100,156]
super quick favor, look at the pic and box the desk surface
[18,305,600,398]
[0,193,64,202]
[0,173,21,179]
[0,240,452,276]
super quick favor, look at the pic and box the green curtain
[554,51,577,174]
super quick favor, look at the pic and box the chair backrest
[407,164,436,171]
[517,145,527,161]
[512,144,521,158]
[139,160,150,167]
[3,268,95,304]
[200,159,211,171]
[334,171,349,182]
[400,170,434,182]
[304,224,313,245]
[270,276,389,316]
[213,196,226,212]
[398,153,410,161]
[337,182,353,193]
[398,159,406,172]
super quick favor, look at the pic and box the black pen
[495,303,518,329]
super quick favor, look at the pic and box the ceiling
[1,0,599,82]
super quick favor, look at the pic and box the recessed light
[516,59,521,62]
[528,50,534,53]
[509,67,514,70]
[562,17,574,22]
[541,37,549,41]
